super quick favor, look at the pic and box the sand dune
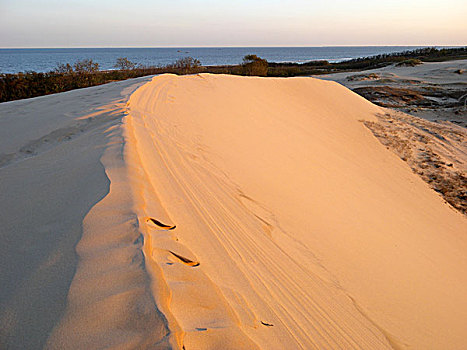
[125,74,467,349]
[0,77,174,349]
[1,73,466,349]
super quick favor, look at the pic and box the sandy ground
[1,73,467,349]
[0,77,175,349]
[317,59,467,127]
[318,60,467,215]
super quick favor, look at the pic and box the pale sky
[0,0,466,48]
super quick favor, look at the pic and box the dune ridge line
[124,74,398,349]
[123,73,467,349]
[7,73,464,349]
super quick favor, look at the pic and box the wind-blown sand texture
[1,74,466,350]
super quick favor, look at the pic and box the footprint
[147,217,176,230]
[169,250,200,267]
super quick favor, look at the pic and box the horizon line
[1,44,466,50]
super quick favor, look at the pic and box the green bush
[166,57,202,74]
[73,59,99,73]
[114,57,136,70]
[242,55,268,76]
[396,59,422,67]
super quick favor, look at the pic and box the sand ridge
[125,73,467,349]
[0,77,174,349]
[1,73,466,349]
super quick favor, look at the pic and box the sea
[0,46,434,74]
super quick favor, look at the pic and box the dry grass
[363,111,467,214]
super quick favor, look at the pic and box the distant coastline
[1,47,466,103]
[0,46,456,74]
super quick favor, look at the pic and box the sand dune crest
[2,73,466,349]
[125,74,467,349]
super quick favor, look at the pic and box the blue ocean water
[0,46,430,73]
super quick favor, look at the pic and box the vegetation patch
[242,55,268,76]
[353,86,431,108]
[396,58,423,67]
[1,47,466,103]
[363,112,467,215]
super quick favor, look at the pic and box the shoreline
[2,47,466,103]
[2,46,457,74]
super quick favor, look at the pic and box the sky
[0,0,466,48]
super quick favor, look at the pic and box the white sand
[1,74,466,349]
[317,59,467,126]
[318,59,467,85]
[0,77,173,349]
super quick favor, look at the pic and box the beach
[1,73,466,349]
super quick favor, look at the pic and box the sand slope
[0,77,175,349]
[1,73,466,349]
[126,74,467,349]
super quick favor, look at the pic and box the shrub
[73,59,99,73]
[395,59,422,67]
[54,63,74,74]
[114,57,136,70]
[168,57,202,74]
[242,55,268,76]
